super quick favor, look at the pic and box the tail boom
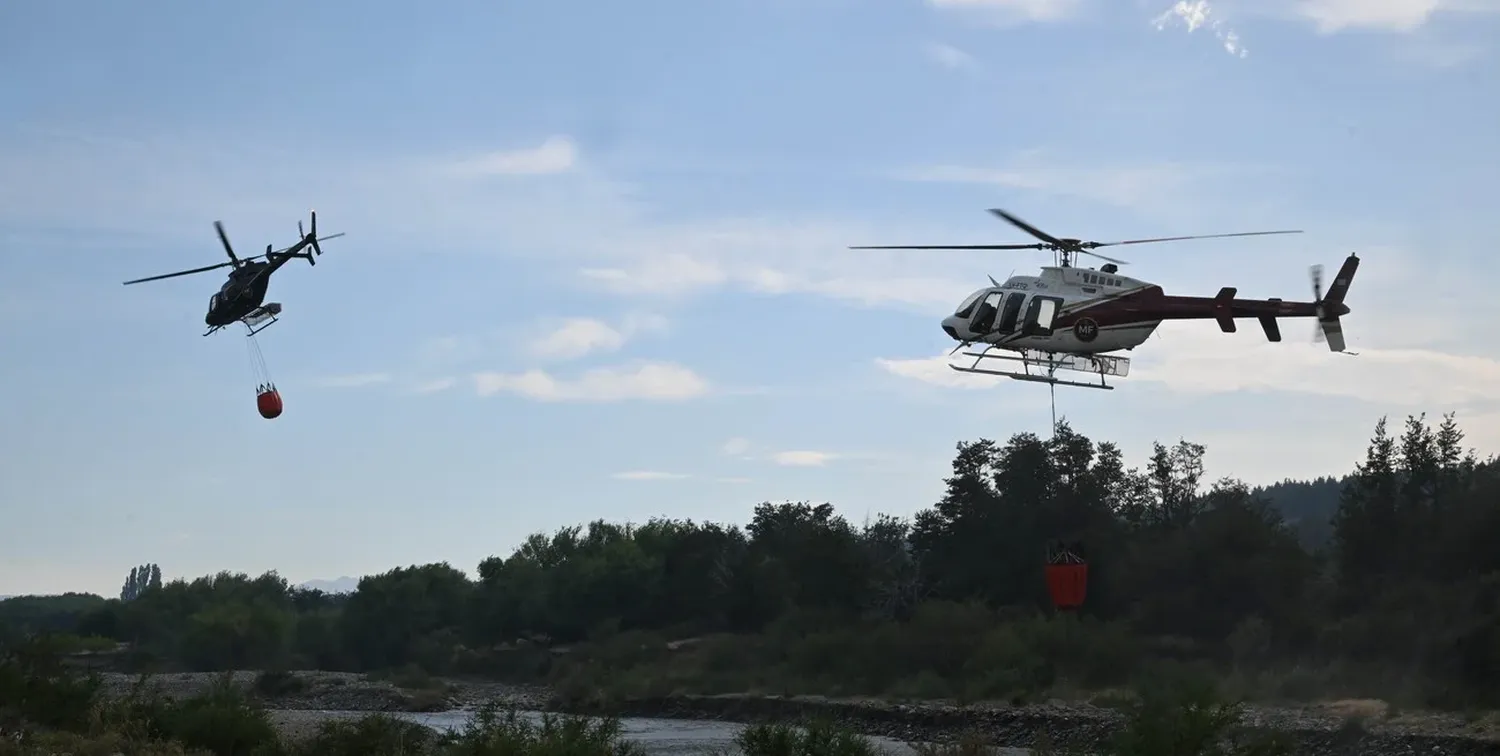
[1052,253,1358,350]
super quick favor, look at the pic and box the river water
[393,709,1030,755]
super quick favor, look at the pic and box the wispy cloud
[927,0,1086,24]
[611,470,690,481]
[1291,0,1499,33]
[1129,324,1500,407]
[313,373,391,388]
[527,314,669,361]
[717,476,753,484]
[877,325,1500,412]
[1153,1,1248,57]
[446,135,578,176]
[472,362,710,402]
[891,155,1259,213]
[722,437,752,456]
[924,42,980,71]
[412,378,457,394]
[875,355,1007,389]
[0,128,1232,316]
[771,450,840,467]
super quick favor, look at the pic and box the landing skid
[949,347,1129,391]
[203,303,283,337]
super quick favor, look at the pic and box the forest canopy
[5,413,1496,709]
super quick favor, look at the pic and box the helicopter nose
[941,316,963,341]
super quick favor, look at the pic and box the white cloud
[313,373,391,388]
[772,450,839,467]
[580,254,730,296]
[577,222,984,311]
[893,158,1248,213]
[0,129,1234,315]
[1130,324,1500,407]
[925,42,980,70]
[611,470,690,481]
[413,378,456,394]
[448,135,577,176]
[1293,0,1481,32]
[527,314,669,361]
[472,362,710,402]
[1223,0,1500,33]
[1153,1,1249,57]
[722,437,752,456]
[927,0,1085,23]
[875,355,1007,389]
[877,324,1500,411]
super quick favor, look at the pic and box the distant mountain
[298,576,360,594]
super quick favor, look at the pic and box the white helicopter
[852,208,1359,391]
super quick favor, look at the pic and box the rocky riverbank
[94,670,547,714]
[559,694,1500,756]
[95,672,1500,755]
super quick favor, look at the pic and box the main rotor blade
[214,221,240,266]
[122,261,234,285]
[988,209,1065,246]
[1078,249,1130,266]
[848,243,1045,250]
[1089,230,1303,248]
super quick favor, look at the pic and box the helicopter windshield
[208,293,221,312]
[954,289,987,318]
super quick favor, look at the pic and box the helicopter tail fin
[294,210,345,265]
[1310,254,1359,352]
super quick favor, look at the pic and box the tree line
[4,412,1496,708]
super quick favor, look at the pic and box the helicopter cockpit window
[953,289,986,318]
[1035,298,1058,329]
[1022,296,1062,337]
[208,293,220,311]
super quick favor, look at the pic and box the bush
[92,673,281,755]
[155,674,280,755]
[1108,676,1293,756]
[0,635,103,731]
[735,721,877,756]
[436,701,645,755]
[300,713,435,755]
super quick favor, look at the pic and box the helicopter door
[1021,296,1065,337]
[995,293,1026,334]
[968,292,1004,333]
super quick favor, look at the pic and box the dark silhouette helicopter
[123,211,345,336]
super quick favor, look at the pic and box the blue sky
[3,0,1499,596]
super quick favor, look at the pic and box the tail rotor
[1309,254,1359,352]
[296,209,344,266]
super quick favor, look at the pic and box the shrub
[0,635,102,731]
[299,713,435,756]
[1108,676,1293,756]
[436,700,645,756]
[145,674,280,755]
[736,721,878,756]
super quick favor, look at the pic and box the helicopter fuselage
[942,262,1350,356]
[205,262,274,327]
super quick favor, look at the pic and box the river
[390,709,1031,755]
